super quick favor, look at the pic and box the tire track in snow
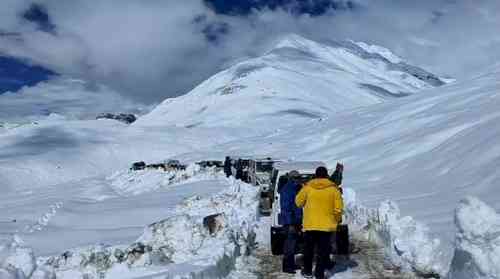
[24,201,63,233]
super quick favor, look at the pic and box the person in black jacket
[330,163,344,193]
[223,156,232,177]
[235,159,244,180]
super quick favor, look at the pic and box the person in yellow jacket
[295,166,343,279]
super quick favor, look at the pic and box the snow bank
[108,163,221,196]
[36,177,259,278]
[375,201,445,277]
[448,197,500,279]
[0,235,39,279]
[344,189,445,277]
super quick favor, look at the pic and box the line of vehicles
[130,156,338,256]
[226,157,330,256]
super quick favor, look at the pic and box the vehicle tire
[271,229,284,255]
[259,198,271,216]
[336,224,349,255]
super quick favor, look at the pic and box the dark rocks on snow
[130,160,187,172]
[131,161,146,171]
[113,248,126,263]
[96,113,137,124]
[125,242,153,264]
[203,213,225,235]
[196,160,223,168]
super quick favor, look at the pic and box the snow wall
[447,197,500,279]
[345,190,500,278]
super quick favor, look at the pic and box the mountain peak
[137,36,444,128]
[273,33,313,49]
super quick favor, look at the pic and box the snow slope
[0,118,242,191]
[183,64,500,258]
[138,34,443,128]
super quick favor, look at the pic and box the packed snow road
[230,217,426,279]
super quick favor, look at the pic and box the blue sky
[0,3,55,94]
[0,57,55,94]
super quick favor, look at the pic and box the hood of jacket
[307,178,336,190]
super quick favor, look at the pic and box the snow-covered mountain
[138,34,443,128]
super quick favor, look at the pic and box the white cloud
[0,0,499,104]
[0,78,148,123]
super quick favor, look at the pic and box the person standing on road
[296,166,344,279]
[224,156,232,177]
[235,159,244,180]
[278,170,303,274]
[330,162,344,194]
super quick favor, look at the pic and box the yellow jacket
[295,178,344,232]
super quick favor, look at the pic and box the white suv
[269,161,326,255]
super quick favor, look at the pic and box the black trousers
[303,231,332,278]
[282,225,299,271]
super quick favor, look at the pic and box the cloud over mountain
[0,0,499,103]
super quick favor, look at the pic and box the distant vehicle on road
[246,158,281,216]
[196,160,224,169]
[248,158,277,187]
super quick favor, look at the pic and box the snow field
[108,163,221,196]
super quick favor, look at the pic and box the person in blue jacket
[278,170,303,273]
